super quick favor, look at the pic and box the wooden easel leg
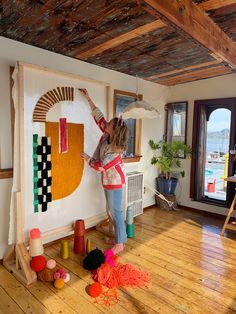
[3,243,37,285]
[3,245,15,262]
[221,193,236,236]
[96,207,115,238]
[96,218,115,238]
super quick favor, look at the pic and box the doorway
[191,98,236,208]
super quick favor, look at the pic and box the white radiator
[123,171,144,219]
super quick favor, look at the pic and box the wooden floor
[1,207,236,314]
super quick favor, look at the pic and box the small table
[221,176,236,236]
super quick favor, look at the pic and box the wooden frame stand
[3,187,36,285]
[221,177,236,236]
[3,244,37,285]
[96,207,114,239]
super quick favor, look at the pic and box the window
[165,102,188,144]
[113,90,142,162]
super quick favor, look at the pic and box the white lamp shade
[121,100,160,119]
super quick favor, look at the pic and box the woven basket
[155,194,177,210]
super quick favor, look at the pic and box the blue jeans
[104,189,127,244]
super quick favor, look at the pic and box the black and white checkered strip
[37,136,52,212]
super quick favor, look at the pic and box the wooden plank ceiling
[0,0,235,85]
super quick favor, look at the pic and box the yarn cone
[29,228,44,257]
[60,240,70,259]
[74,219,85,254]
[86,238,92,254]
[126,224,135,238]
[74,236,85,254]
[74,219,85,236]
[126,207,134,224]
[126,207,134,238]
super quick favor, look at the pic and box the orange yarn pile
[92,261,151,288]
[95,288,118,306]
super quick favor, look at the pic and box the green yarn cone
[126,224,134,238]
[126,207,134,224]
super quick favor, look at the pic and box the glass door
[191,98,236,207]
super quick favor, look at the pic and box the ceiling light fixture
[121,76,160,119]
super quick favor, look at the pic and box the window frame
[190,98,236,208]
[113,89,142,163]
[165,101,188,148]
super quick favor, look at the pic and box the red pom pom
[30,256,47,272]
[88,282,102,298]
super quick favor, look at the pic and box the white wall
[0,36,169,258]
[168,73,236,215]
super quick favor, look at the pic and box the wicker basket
[155,193,178,210]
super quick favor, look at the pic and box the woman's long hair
[110,117,129,153]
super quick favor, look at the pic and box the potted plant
[149,139,192,195]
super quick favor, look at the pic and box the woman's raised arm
[79,88,96,111]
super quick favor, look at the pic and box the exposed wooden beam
[75,0,234,61]
[146,60,221,80]
[76,20,166,60]
[142,0,236,69]
[198,0,236,11]
[157,65,232,85]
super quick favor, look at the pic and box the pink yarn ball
[54,272,60,280]
[61,273,67,280]
[46,259,56,269]
[64,273,70,283]
[57,268,66,276]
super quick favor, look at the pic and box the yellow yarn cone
[60,240,70,259]
[86,239,92,254]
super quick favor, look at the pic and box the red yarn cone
[74,235,85,254]
[74,219,85,237]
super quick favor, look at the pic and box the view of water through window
[205,109,231,201]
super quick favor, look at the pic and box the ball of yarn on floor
[57,268,66,277]
[64,273,70,283]
[89,282,102,298]
[46,259,56,269]
[54,268,67,280]
[54,278,65,289]
[83,248,105,270]
[37,267,56,282]
[30,256,47,272]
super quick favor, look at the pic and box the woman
[80,89,128,254]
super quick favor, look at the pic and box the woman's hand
[79,88,96,111]
[79,88,90,100]
[80,152,91,162]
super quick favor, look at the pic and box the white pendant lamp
[121,99,160,119]
[121,76,160,119]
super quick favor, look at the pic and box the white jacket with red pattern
[88,107,126,190]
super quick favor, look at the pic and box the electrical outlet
[143,186,146,194]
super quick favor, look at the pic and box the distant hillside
[207,128,229,139]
